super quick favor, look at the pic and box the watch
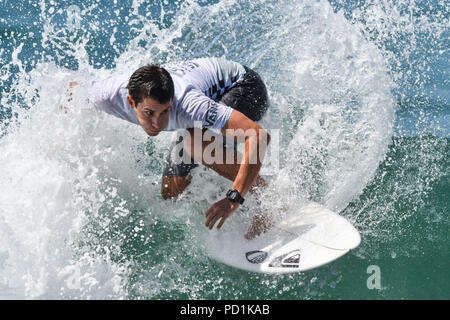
[226,189,245,205]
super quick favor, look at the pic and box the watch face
[227,189,243,204]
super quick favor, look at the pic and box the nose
[152,116,164,130]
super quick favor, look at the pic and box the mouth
[147,128,160,135]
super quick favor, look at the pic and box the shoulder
[90,72,132,100]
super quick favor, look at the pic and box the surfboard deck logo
[245,250,268,264]
[269,250,301,268]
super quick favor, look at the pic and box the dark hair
[127,64,174,105]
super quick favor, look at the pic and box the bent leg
[161,128,266,199]
[161,128,271,239]
[184,128,267,191]
[161,133,198,199]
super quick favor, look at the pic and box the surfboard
[205,202,361,274]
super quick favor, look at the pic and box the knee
[161,176,192,200]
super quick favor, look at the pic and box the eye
[145,110,153,116]
[162,108,169,115]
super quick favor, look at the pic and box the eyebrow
[143,106,170,112]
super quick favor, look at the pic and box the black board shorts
[163,66,269,177]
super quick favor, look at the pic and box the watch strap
[226,189,245,205]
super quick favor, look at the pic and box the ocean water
[0,0,448,299]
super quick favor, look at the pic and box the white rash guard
[88,57,246,131]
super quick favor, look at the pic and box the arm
[205,109,270,230]
[221,110,270,197]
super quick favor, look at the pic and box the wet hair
[127,64,174,106]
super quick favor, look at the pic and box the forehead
[139,97,171,110]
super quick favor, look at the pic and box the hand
[59,81,78,113]
[205,198,240,230]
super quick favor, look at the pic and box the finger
[216,214,229,229]
[205,214,212,227]
[205,206,215,219]
[205,210,217,227]
[208,213,223,230]
[205,205,217,218]
[207,215,217,229]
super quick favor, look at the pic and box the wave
[0,0,447,299]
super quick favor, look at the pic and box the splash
[0,0,447,299]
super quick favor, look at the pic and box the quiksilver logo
[269,250,301,268]
[205,102,218,127]
[245,250,268,264]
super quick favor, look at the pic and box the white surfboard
[206,202,361,274]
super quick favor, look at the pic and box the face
[128,95,170,136]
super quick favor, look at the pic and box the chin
[146,130,160,136]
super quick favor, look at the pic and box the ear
[127,95,136,109]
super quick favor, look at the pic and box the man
[85,57,271,239]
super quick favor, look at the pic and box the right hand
[59,81,78,113]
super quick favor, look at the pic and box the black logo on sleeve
[205,101,218,127]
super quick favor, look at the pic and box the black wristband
[226,189,245,205]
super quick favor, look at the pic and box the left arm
[222,110,270,197]
[205,110,270,230]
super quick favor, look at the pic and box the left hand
[205,198,240,230]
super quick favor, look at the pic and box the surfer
[72,58,271,239]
